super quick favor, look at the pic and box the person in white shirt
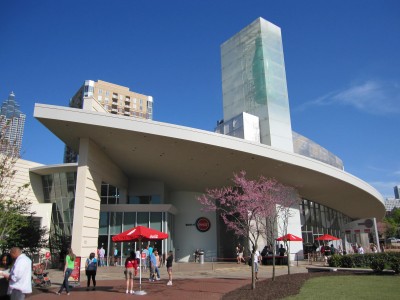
[3,247,32,300]
[357,244,365,254]
[98,246,105,267]
[252,247,261,280]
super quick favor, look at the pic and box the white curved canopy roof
[34,104,385,220]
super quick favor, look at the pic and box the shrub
[370,257,386,272]
[328,254,341,267]
[389,256,400,274]
[341,255,355,268]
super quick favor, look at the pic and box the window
[128,195,161,204]
[101,182,120,204]
[98,89,103,95]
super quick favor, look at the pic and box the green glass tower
[221,18,293,152]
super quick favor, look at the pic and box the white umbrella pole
[135,239,147,295]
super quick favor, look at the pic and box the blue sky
[0,0,399,198]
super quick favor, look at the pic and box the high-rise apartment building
[70,80,153,119]
[64,80,153,162]
[220,18,293,152]
[0,92,26,156]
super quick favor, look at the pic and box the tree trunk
[272,243,276,281]
[287,242,291,275]
[251,252,256,290]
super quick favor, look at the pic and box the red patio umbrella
[276,233,303,273]
[112,225,169,242]
[276,233,303,242]
[112,226,169,295]
[315,234,340,241]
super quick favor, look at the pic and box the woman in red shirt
[124,251,138,294]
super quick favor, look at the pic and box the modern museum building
[21,18,385,267]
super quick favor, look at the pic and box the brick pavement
[28,262,309,299]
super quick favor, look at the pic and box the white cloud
[297,80,400,115]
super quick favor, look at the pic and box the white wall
[128,179,165,204]
[72,138,128,268]
[13,158,44,204]
[168,191,217,262]
[278,205,303,262]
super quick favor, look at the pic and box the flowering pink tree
[198,171,299,289]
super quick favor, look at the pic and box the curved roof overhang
[30,163,78,175]
[33,104,386,220]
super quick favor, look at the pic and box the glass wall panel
[301,198,354,251]
[150,212,162,231]
[99,212,109,235]
[124,212,136,230]
[137,212,149,227]
[110,212,122,234]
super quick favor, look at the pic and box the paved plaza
[29,261,309,299]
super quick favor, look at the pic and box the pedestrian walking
[166,251,173,286]
[56,248,76,295]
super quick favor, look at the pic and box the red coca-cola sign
[196,217,211,232]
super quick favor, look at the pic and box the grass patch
[285,275,400,299]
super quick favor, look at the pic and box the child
[85,252,98,291]
[166,251,173,286]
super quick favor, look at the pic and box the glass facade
[300,199,353,254]
[42,171,77,258]
[221,18,293,152]
[98,182,173,264]
[292,131,344,169]
[98,211,173,265]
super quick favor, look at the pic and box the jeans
[10,289,25,300]
[155,266,160,278]
[58,268,73,294]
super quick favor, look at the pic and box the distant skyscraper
[394,185,400,199]
[64,80,153,162]
[220,17,293,152]
[0,92,26,156]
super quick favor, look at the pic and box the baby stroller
[32,263,51,288]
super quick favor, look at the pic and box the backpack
[87,258,97,271]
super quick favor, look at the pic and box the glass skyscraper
[0,92,26,156]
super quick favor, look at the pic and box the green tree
[4,215,48,257]
[0,122,47,253]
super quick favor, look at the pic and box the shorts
[125,268,134,279]
[238,252,243,258]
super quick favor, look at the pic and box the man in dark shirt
[278,244,286,265]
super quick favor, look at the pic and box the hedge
[327,252,400,273]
